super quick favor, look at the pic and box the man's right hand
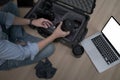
[37,22,70,50]
[51,22,70,39]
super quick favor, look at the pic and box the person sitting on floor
[0,0,70,70]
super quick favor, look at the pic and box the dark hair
[0,0,11,6]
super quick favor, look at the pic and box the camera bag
[25,0,96,47]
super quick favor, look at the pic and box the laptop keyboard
[92,35,118,65]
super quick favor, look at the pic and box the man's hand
[32,18,53,28]
[51,22,70,39]
[37,22,70,50]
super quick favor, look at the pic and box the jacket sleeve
[0,11,15,29]
[0,40,39,60]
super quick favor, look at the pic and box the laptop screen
[102,17,120,55]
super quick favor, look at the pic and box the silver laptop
[81,16,120,73]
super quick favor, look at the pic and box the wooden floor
[0,0,120,80]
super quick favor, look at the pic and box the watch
[29,19,34,26]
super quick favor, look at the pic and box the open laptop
[81,16,120,73]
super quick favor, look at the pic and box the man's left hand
[32,18,53,28]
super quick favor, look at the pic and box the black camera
[36,0,55,21]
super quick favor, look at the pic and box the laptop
[81,16,120,73]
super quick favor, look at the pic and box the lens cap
[72,44,84,58]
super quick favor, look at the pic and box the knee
[6,1,19,16]
[7,1,18,9]
[33,43,55,60]
[41,43,55,57]
[44,43,55,56]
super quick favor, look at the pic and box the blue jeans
[0,1,55,70]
